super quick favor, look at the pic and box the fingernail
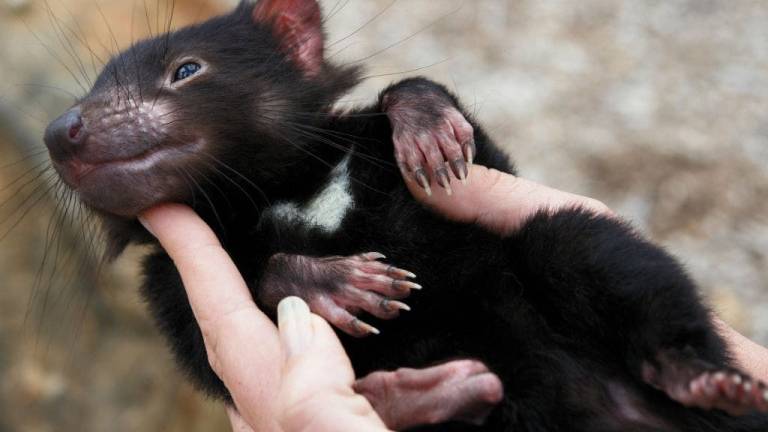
[138,215,155,237]
[278,296,313,357]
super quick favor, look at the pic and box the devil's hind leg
[504,208,768,418]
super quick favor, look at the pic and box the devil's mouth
[54,139,202,188]
[48,138,205,217]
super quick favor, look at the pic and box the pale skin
[139,165,768,432]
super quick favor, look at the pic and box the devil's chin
[57,162,188,218]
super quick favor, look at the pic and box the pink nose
[44,107,86,161]
[68,122,82,140]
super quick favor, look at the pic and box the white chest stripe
[269,155,354,233]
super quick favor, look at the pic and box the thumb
[277,297,355,384]
[405,165,613,235]
[275,298,388,432]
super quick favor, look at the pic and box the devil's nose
[44,108,85,161]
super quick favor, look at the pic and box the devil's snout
[44,107,86,161]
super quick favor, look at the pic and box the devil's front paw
[260,252,420,337]
[382,81,475,196]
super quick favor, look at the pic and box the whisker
[37,185,78,333]
[188,162,233,213]
[188,152,263,212]
[181,165,225,234]
[14,83,79,101]
[0,163,52,208]
[360,57,452,81]
[281,121,391,170]
[172,165,198,208]
[328,0,396,48]
[143,0,154,38]
[96,2,141,110]
[24,181,67,328]
[0,151,49,171]
[30,186,70,350]
[21,12,87,94]
[323,0,351,23]
[44,0,92,88]
[340,4,461,64]
[56,0,107,75]
[0,173,58,243]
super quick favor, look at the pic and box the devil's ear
[250,0,324,76]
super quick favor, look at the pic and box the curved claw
[450,158,468,184]
[262,252,419,338]
[381,299,411,313]
[435,167,453,196]
[386,86,475,195]
[352,318,380,336]
[414,168,432,196]
[386,264,417,279]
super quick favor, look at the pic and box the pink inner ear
[252,0,324,76]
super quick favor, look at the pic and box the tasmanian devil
[41,0,768,430]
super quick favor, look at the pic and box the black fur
[49,2,768,431]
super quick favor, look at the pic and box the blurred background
[0,0,766,430]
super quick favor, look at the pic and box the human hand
[405,164,613,235]
[139,204,389,432]
[405,165,768,383]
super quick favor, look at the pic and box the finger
[280,313,358,391]
[714,317,768,383]
[139,204,282,431]
[405,165,614,235]
[278,297,314,358]
[139,204,262,327]
[276,297,357,384]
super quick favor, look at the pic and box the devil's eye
[173,62,202,82]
